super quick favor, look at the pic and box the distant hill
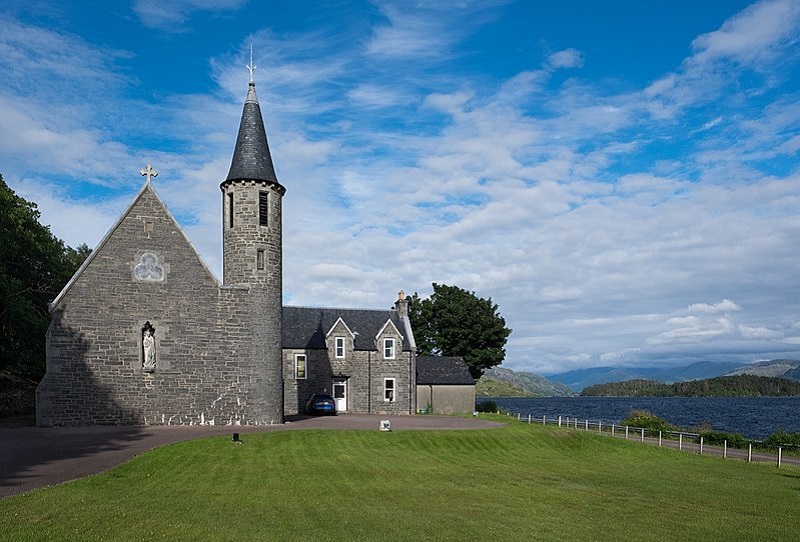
[476,378,533,397]
[480,367,573,397]
[581,375,800,397]
[549,361,745,392]
[725,359,800,380]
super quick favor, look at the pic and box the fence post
[527,414,531,424]
[699,436,703,455]
[542,415,546,426]
[612,424,615,437]
[778,447,782,468]
[625,426,629,440]
[748,443,752,463]
[723,440,727,459]
[558,416,562,427]
[679,433,683,451]
[658,431,662,446]
[599,421,602,434]
[575,418,578,430]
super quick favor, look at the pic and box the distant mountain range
[482,359,800,396]
[726,359,800,379]
[548,359,800,392]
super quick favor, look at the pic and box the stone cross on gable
[140,163,158,183]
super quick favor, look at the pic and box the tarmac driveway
[0,414,503,499]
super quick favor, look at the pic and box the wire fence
[503,411,800,468]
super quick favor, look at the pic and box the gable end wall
[36,188,283,426]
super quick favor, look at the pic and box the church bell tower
[220,53,285,423]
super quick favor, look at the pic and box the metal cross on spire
[140,163,158,184]
[247,44,256,83]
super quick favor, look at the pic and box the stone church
[35,75,421,426]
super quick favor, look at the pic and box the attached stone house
[35,73,419,426]
[416,356,475,415]
[283,302,416,415]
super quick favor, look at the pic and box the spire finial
[247,44,256,84]
[140,163,158,184]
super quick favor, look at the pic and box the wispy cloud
[133,0,246,30]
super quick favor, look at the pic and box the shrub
[476,400,499,413]
[621,410,681,433]
[699,431,749,449]
[763,430,800,448]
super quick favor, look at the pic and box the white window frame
[335,337,345,358]
[383,338,396,359]
[294,353,307,379]
[383,378,396,402]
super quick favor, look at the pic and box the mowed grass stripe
[1,418,798,541]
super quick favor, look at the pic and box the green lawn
[1,417,798,541]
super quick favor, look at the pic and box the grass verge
[1,416,798,541]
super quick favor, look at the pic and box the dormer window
[383,338,395,359]
[335,337,345,358]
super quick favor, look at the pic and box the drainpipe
[368,350,371,413]
[409,352,414,414]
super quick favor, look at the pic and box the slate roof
[416,356,475,385]
[224,81,282,187]
[282,306,411,351]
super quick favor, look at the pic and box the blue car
[306,394,337,415]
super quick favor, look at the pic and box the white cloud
[690,0,800,66]
[687,299,742,314]
[547,48,584,70]
[739,324,782,339]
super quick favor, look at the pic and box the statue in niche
[142,321,156,372]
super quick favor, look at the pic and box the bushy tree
[0,175,90,376]
[409,283,512,379]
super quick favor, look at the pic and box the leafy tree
[0,174,90,377]
[409,283,512,379]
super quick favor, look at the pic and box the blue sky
[2,0,800,375]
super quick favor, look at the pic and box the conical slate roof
[224,81,280,185]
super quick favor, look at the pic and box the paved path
[0,415,503,500]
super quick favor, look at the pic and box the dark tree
[0,175,90,377]
[409,283,512,379]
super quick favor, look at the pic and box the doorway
[332,378,347,412]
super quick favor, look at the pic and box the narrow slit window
[259,191,269,227]
[256,249,265,270]
[228,193,234,228]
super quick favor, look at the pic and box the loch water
[482,396,800,440]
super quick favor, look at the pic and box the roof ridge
[284,305,395,313]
